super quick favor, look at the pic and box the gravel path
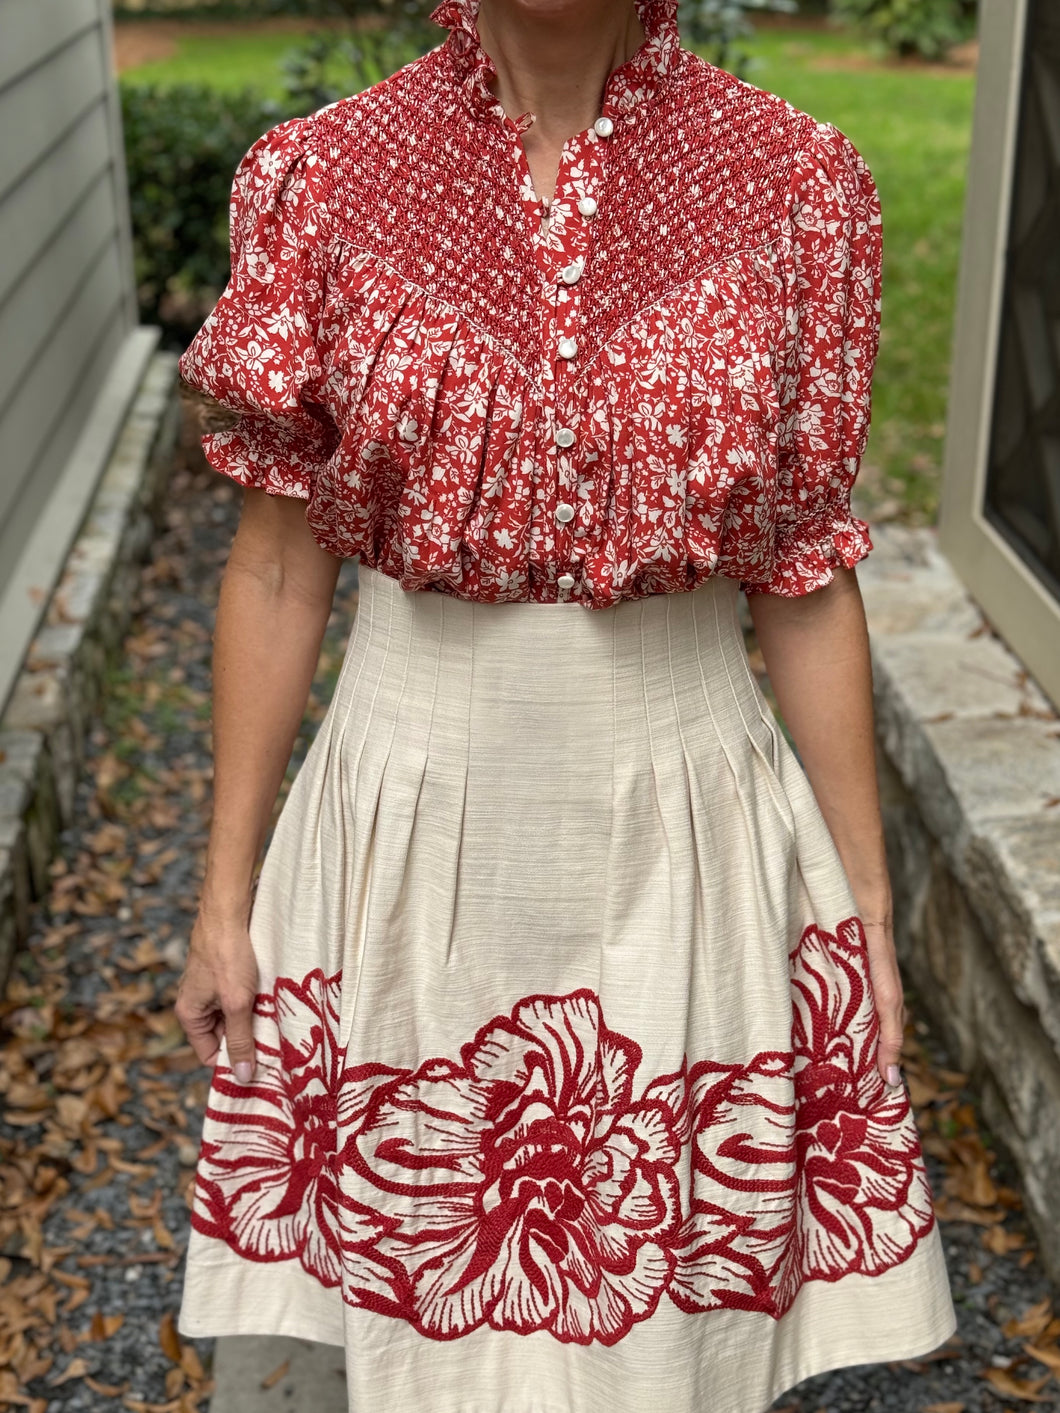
[0,425,1056,1411]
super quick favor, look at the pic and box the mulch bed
[0,402,1056,1411]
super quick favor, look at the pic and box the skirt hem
[177,1311,960,1413]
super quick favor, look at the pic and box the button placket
[428,4,682,606]
[504,105,613,598]
[546,127,610,599]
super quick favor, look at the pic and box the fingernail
[886,1064,902,1088]
[234,1062,253,1084]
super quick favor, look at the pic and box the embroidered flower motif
[782,918,935,1293]
[189,920,936,1342]
[657,1052,800,1316]
[191,969,403,1300]
[666,918,933,1318]
[351,991,681,1344]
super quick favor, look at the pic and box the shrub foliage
[121,85,296,334]
[829,0,977,59]
[678,0,796,74]
[280,18,435,109]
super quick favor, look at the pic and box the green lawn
[121,32,308,97]
[121,21,974,522]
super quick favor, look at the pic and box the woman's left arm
[746,565,904,1090]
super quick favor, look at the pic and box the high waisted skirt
[179,562,955,1413]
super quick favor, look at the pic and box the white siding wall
[0,0,153,710]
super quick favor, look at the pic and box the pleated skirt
[179,562,955,1413]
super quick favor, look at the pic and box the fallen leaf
[52,1270,91,1293]
[1023,1342,1060,1376]
[935,1196,1006,1226]
[981,1367,1052,1401]
[70,1141,100,1175]
[982,1226,1026,1255]
[108,1156,158,1178]
[945,1158,998,1208]
[84,1375,131,1396]
[906,1071,940,1106]
[130,1189,163,1220]
[159,1310,182,1364]
[48,1356,92,1385]
[0,1371,29,1402]
[153,1214,176,1250]
[88,1310,125,1340]
[1003,1299,1053,1340]
[180,1343,205,1381]
[921,1404,965,1413]
[261,1359,290,1390]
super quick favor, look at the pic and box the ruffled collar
[429,0,682,127]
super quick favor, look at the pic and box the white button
[577,196,598,218]
[560,261,582,286]
[555,426,576,448]
[555,502,575,523]
[558,337,578,359]
[594,116,614,138]
[558,574,576,590]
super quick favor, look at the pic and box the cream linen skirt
[179,562,955,1413]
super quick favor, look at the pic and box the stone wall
[0,352,180,985]
[861,525,1060,1277]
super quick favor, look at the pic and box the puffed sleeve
[742,122,882,596]
[178,115,337,499]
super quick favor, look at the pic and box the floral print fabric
[191,917,934,1345]
[179,0,882,608]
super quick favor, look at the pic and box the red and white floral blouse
[179,0,882,608]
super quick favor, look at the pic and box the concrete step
[209,1336,347,1412]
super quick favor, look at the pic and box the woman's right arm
[174,488,342,1082]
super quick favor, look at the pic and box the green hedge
[829,0,977,58]
[122,85,299,339]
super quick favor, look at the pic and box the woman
[173,0,956,1407]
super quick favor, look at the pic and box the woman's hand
[175,907,261,1082]
[861,915,906,1088]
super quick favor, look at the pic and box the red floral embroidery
[666,918,933,1318]
[191,918,935,1343]
[655,1052,801,1316]
[191,969,403,1302]
[786,919,934,1285]
[351,991,681,1343]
